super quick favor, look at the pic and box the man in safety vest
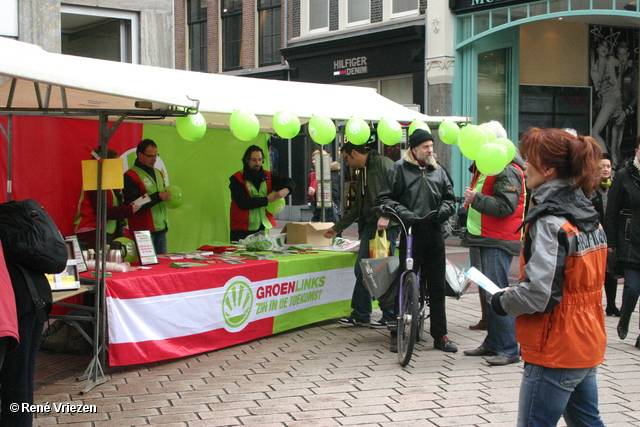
[229,144,294,242]
[462,121,526,366]
[123,139,172,255]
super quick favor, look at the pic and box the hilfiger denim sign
[333,56,368,76]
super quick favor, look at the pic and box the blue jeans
[151,229,168,255]
[470,246,519,357]
[351,223,400,322]
[518,363,605,427]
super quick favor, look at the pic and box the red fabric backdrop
[0,116,143,314]
[0,116,143,235]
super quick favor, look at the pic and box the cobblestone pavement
[32,234,640,426]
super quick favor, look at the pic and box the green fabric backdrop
[140,124,269,252]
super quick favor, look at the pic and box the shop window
[222,0,243,71]
[258,0,281,66]
[518,85,591,137]
[477,48,507,127]
[61,5,138,63]
[188,0,207,72]
[347,0,369,26]
[309,0,329,33]
[392,0,418,17]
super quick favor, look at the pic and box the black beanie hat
[408,129,434,149]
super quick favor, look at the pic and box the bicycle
[375,205,430,367]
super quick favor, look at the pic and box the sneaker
[338,316,367,326]
[434,336,458,353]
[370,319,388,329]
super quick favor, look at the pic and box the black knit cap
[408,129,434,149]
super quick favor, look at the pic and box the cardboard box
[282,222,334,246]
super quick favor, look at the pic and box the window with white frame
[61,5,139,63]
[309,0,329,33]
[392,0,418,17]
[347,0,369,26]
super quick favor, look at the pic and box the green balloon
[408,120,431,136]
[377,118,402,146]
[475,142,509,176]
[230,109,260,141]
[345,118,370,145]
[267,196,285,214]
[272,111,300,139]
[438,120,460,145]
[493,137,516,163]
[479,124,497,143]
[113,237,138,263]
[163,184,183,209]
[308,115,336,145]
[176,112,207,141]
[458,124,488,160]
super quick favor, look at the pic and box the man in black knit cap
[375,129,458,353]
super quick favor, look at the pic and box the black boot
[604,273,620,316]
[618,316,630,340]
[388,321,398,353]
[635,335,640,349]
[618,285,640,340]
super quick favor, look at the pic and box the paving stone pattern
[32,229,640,426]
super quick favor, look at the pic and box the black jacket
[605,157,640,267]
[375,150,455,227]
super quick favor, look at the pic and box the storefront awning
[0,38,470,130]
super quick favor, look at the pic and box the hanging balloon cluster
[438,120,516,176]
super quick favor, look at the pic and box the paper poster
[82,159,125,190]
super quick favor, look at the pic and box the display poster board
[47,241,80,291]
[65,235,87,273]
[134,230,158,265]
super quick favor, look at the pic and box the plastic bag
[238,231,273,251]
[369,229,391,259]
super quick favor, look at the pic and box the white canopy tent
[0,37,470,128]
[0,37,471,393]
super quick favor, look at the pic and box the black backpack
[0,199,68,274]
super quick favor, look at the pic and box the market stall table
[80,250,357,366]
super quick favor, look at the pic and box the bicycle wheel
[397,271,419,367]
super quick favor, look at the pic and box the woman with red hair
[490,128,607,426]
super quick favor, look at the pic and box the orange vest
[516,222,608,368]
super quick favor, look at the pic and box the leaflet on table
[464,266,502,295]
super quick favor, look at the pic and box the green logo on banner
[222,278,254,330]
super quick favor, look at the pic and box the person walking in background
[123,139,172,254]
[75,148,139,249]
[605,136,640,346]
[324,142,399,328]
[462,121,526,366]
[491,128,607,427]
[229,145,294,242]
[376,129,458,353]
[591,153,620,317]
